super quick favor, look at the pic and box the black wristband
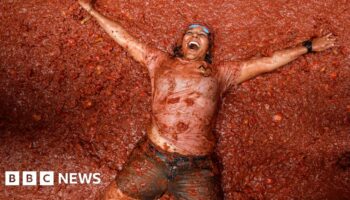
[302,40,313,53]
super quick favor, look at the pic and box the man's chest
[153,65,220,104]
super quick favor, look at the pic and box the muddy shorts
[115,137,223,200]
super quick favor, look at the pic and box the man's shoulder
[146,49,171,66]
[215,60,241,69]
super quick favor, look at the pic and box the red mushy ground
[0,0,349,199]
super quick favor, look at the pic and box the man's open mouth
[188,41,200,50]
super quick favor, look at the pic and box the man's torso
[148,57,223,155]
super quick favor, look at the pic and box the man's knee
[103,181,136,200]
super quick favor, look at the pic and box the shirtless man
[78,0,336,199]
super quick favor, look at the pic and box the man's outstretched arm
[79,0,164,68]
[234,34,336,84]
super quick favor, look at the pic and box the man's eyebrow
[187,30,207,35]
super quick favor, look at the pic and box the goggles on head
[188,24,210,35]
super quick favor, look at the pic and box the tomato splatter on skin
[176,122,189,132]
[184,98,195,106]
[167,97,180,104]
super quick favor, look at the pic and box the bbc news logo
[5,171,101,186]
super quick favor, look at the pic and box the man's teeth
[189,41,199,47]
[189,41,200,49]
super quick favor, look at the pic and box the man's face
[181,26,209,61]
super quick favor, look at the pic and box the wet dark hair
[172,28,214,64]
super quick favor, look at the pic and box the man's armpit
[145,50,169,76]
[217,61,241,93]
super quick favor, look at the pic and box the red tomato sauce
[0,0,349,199]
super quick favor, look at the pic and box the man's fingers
[325,36,336,45]
[327,42,338,48]
[328,39,336,44]
[322,33,334,41]
[328,36,336,41]
[326,33,333,37]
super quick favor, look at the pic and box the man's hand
[78,0,95,12]
[233,33,337,84]
[77,0,165,70]
[312,33,336,52]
